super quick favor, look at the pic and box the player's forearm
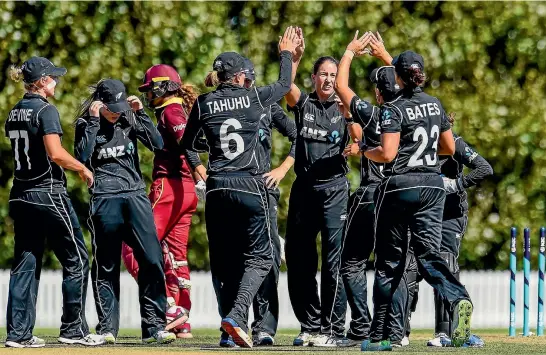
[364,146,395,163]
[335,51,357,107]
[278,155,295,173]
[50,147,87,173]
[135,109,164,152]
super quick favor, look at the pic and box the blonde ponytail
[9,65,23,82]
[204,71,220,87]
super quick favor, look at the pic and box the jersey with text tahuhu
[182,50,293,175]
[380,88,451,176]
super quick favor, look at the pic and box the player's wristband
[345,113,354,124]
[358,140,368,151]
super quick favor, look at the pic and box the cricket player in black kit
[425,124,492,347]
[74,79,174,344]
[335,32,416,348]
[5,57,103,348]
[242,58,297,347]
[361,50,473,351]
[181,27,300,348]
[284,29,350,347]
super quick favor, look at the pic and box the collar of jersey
[155,97,183,109]
[309,91,336,103]
[24,92,48,102]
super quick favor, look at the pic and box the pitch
[0,328,545,354]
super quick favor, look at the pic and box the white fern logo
[115,92,122,100]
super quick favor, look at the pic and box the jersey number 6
[220,118,244,160]
[408,125,439,167]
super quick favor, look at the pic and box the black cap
[21,56,67,83]
[392,51,425,75]
[96,79,131,113]
[242,57,255,81]
[370,66,399,100]
[213,52,245,78]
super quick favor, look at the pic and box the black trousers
[7,191,90,342]
[252,188,281,337]
[89,190,166,339]
[370,174,470,342]
[206,174,273,334]
[434,215,467,335]
[286,177,349,337]
[338,184,417,342]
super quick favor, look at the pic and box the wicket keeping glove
[442,177,464,194]
[195,180,206,201]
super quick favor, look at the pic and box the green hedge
[0,1,543,271]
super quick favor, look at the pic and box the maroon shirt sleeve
[162,104,188,143]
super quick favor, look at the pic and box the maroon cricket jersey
[152,98,193,180]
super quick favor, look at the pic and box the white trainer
[310,334,338,347]
[427,332,451,347]
[58,334,105,346]
[293,332,313,346]
[143,330,176,344]
[6,336,46,348]
[103,332,116,344]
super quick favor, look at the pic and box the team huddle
[4,26,493,350]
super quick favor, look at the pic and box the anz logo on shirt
[258,128,266,141]
[97,142,135,159]
[300,126,341,143]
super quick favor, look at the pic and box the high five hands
[278,26,303,56]
[345,31,388,60]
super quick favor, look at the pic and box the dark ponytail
[401,67,426,89]
[447,112,456,125]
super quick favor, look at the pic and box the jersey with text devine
[380,89,451,176]
[5,93,66,195]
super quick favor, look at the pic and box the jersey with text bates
[350,96,384,185]
[380,88,451,176]
[5,93,66,195]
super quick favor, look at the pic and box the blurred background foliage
[0,1,544,271]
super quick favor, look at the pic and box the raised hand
[127,95,144,111]
[293,27,305,62]
[346,30,373,56]
[278,26,300,54]
[89,101,105,117]
[368,32,388,59]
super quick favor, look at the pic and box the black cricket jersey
[74,109,163,196]
[288,91,349,184]
[256,103,297,174]
[182,50,293,176]
[441,134,493,218]
[380,88,451,176]
[349,96,384,185]
[5,93,66,195]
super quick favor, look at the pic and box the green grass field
[1,328,546,354]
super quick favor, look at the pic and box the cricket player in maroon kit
[122,64,204,339]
